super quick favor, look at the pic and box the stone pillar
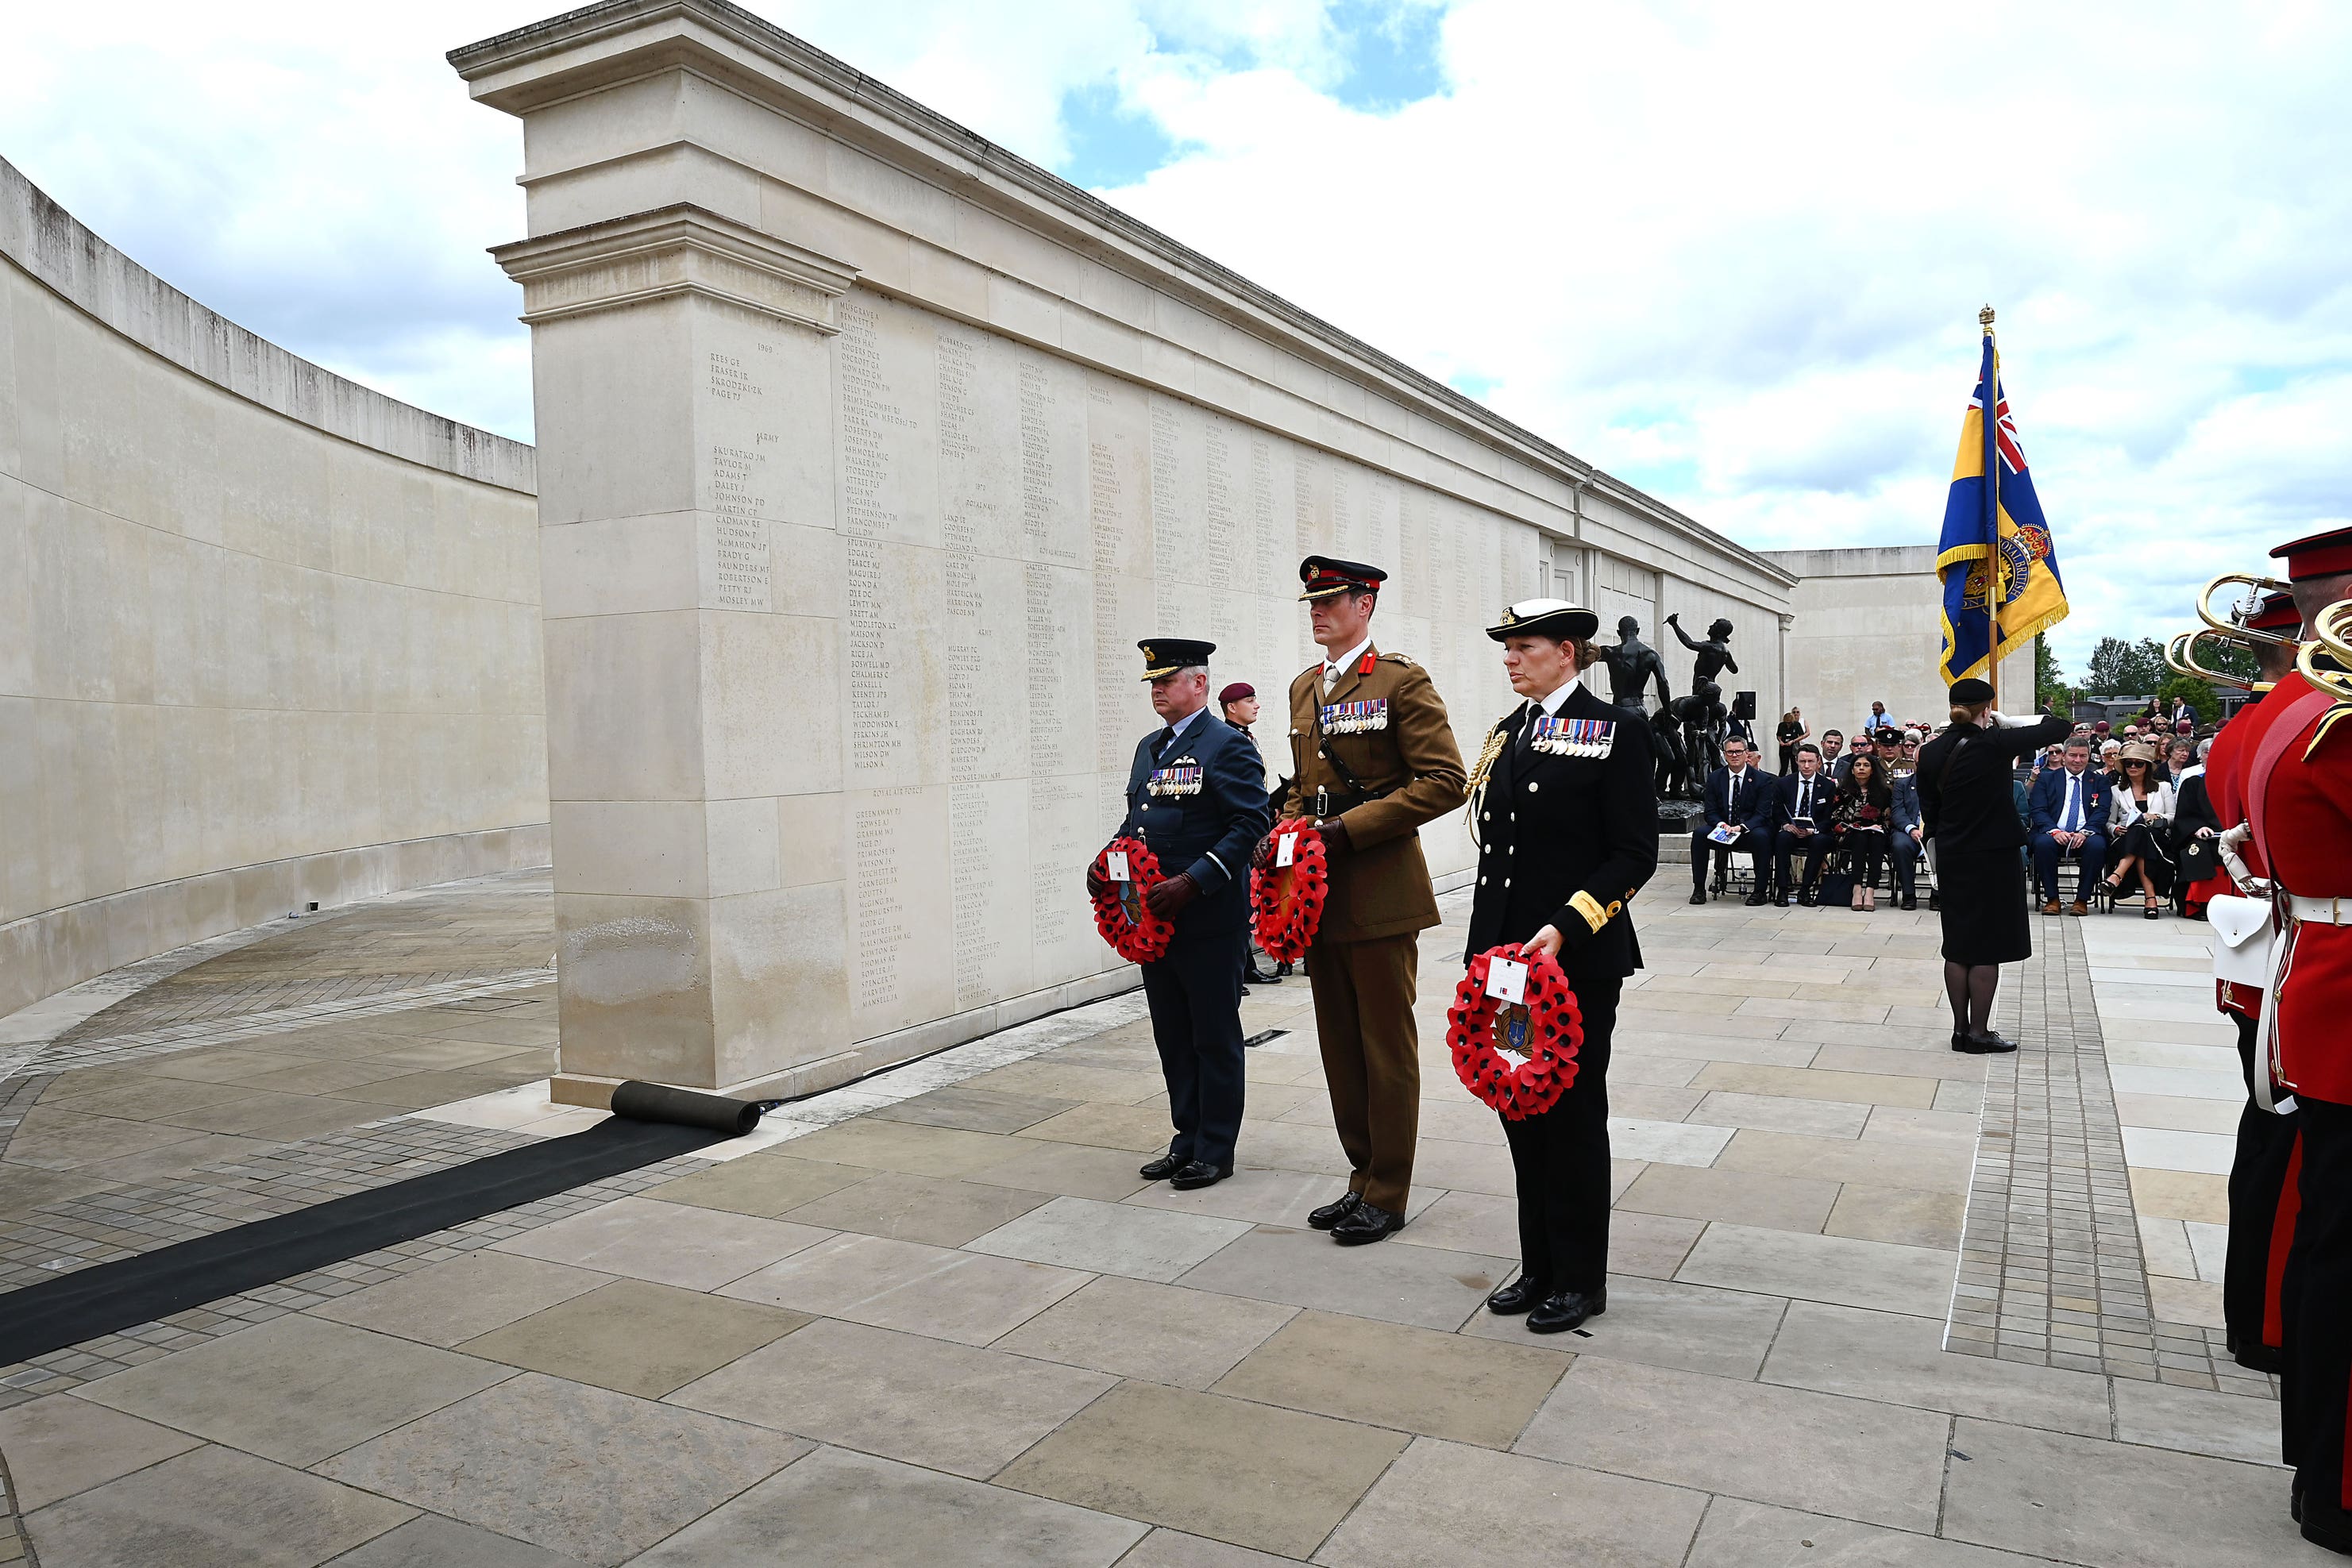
[487,195,860,1100]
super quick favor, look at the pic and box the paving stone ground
[0,873,2324,1565]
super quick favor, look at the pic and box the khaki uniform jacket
[1278,647,1468,943]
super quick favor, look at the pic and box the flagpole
[1980,305,1999,709]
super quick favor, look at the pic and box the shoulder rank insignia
[1529,715,1615,758]
[1147,760,1203,797]
[1320,698,1390,735]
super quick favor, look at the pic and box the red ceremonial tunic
[2207,686,2292,1017]
[2258,670,2352,1102]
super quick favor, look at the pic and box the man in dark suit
[1464,599,1657,1333]
[1770,745,1840,906]
[1087,638,1270,1189]
[1889,742,1928,911]
[2027,737,2111,915]
[1687,734,1775,905]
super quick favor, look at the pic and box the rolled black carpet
[0,1087,750,1370]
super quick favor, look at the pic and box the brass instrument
[2294,597,2352,704]
[2164,571,2297,685]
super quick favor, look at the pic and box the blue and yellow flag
[1937,330,2068,684]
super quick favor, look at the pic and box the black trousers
[1141,929,1248,1169]
[1689,824,1766,896]
[1499,975,1621,1296]
[2223,1007,2300,1369]
[2283,1095,2352,1522]
[1891,830,1923,896]
[1773,826,1828,894]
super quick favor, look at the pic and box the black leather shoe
[1308,1191,1362,1230]
[1743,892,1770,907]
[1139,1150,1186,1180]
[1899,893,1918,910]
[1953,1032,2019,1054]
[1776,894,1795,907]
[1244,965,1280,984]
[1688,888,1708,904]
[1527,1288,1606,1334]
[1170,1161,1232,1190]
[1330,1201,1404,1245]
[1799,891,1818,907]
[1486,1275,1548,1315]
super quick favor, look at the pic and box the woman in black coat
[1463,599,1657,1335]
[1914,678,2072,1054]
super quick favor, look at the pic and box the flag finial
[1979,305,1996,329]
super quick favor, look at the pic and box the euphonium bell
[2295,598,2352,703]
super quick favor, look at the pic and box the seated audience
[1689,735,1776,906]
[1829,750,1895,911]
[2028,738,2111,915]
[1771,745,1840,907]
[2103,743,2177,919]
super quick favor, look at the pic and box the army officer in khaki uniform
[1274,557,1467,1243]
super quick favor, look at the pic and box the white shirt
[1322,635,1375,689]
[1526,682,1577,719]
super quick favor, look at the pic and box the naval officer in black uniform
[1463,599,1658,1332]
[1087,639,1270,1189]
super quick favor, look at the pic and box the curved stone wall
[0,156,549,1017]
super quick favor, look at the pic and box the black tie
[1152,726,1177,762]
[1799,780,1812,819]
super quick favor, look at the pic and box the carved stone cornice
[491,203,858,332]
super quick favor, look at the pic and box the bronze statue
[1598,616,1671,715]
[1665,613,1738,693]
[1660,677,1727,799]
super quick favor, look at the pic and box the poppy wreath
[1251,819,1329,963]
[1447,942,1584,1120]
[1091,836,1175,964]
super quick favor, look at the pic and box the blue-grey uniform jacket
[1114,711,1272,949]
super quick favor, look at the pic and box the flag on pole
[1937,329,2068,684]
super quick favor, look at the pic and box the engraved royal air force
[1529,714,1615,758]
[1319,697,1390,735]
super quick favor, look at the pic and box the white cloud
[6,0,2346,671]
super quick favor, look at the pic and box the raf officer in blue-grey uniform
[1086,638,1271,1190]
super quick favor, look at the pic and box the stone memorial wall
[818,287,1538,1042]
[454,0,1797,1104]
[0,156,549,1019]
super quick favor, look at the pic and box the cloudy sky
[8,1,2346,672]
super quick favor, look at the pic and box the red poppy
[1251,820,1330,963]
[1092,837,1174,963]
[1446,943,1584,1120]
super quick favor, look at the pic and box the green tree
[2158,672,2220,726]
[2034,634,2077,710]
[2084,636,2167,696]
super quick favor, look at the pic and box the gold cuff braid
[1568,890,1609,935]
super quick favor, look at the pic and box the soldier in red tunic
[2250,523,2352,1553]
[2210,591,2306,1373]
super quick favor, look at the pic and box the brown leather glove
[1144,873,1200,919]
[1085,865,1111,900]
[1317,818,1353,861]
[1251,834,1276,871]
